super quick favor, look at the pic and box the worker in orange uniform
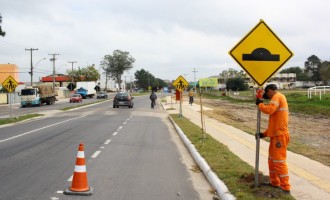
[256,84,291,194]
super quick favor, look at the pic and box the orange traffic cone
[64,143,93,196]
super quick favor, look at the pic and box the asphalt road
[0,95,205,200]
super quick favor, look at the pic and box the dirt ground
[200,98,330,166]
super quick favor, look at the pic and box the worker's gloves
[256,98,263,105]
[255,132,265,140]
[263,93,269,99]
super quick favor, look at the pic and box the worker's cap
[264,84,278,92]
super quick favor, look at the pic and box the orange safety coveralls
[258,92,291,191]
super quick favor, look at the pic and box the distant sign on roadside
[2,76,18,93]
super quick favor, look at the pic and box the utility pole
[192,68,198,91]
[68,61,77,88]
[49,53,59,92]
[25,48,38,86]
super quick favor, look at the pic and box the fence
[307,86,330,100]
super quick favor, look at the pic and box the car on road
[70,94,82,103]
[113,92,134,108]
[97,91,108,99]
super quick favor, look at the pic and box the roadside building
[0,64,19,84]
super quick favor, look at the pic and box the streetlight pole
[25,48,38,86]
[68,61,77,89]
[49,53,59,92]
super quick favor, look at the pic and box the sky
[1,0,329,83]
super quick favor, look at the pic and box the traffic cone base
[64,186,94,196]
[64,143,93,196]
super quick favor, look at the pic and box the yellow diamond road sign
[229,20,293,86]
[173,75,188,91]
[2,75,19,93]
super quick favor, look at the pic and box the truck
[76,81,96,99]
[21,85,57,107]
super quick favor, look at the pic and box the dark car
[97,91,108,99]
[113,92,134,108]
[70,94,82,103]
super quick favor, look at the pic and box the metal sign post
[255,107,261,188]
[173,75,189,118]
[229,20,293,189]
[2,76,19,119]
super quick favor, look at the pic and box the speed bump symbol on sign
[229,20,293,86]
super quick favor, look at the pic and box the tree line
[219,55,330,90]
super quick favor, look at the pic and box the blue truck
[76,81,96,99]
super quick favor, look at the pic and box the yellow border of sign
[2,75,19,93]
[229,20,294,86]
[173,75,189,91]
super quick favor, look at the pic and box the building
[0,64,19,84]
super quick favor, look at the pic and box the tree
[134,69,156,90]
[67,64,100,82]
[304,55,321,84]
[280,66,310,81]
[219,68,245,83]
[0,13,5,37]
[320,61,330,85]
[226,78,249,91]
[100,50,135,88]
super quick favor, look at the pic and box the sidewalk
[162,96,330,200]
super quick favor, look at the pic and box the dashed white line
[91,150,101,158]
[123,122,127,125]
[67,175,73,182]
[104,139,111,144]
[113,132,118,136]
[118,126,123,130]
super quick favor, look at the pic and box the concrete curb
[168,116,236,200]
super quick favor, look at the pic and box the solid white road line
[0,116,86,143]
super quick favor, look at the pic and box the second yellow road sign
[173,75,189,91]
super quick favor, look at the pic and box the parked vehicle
[76,81,96,99]
[21,85,56,107]
[96,91,108,99]
[113,92,134,108]
[70,94,82,103]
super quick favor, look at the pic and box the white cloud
[0,0,329,82]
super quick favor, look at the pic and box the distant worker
[256,84,291,194]
[150,90,157,109]
[188,89,194,106]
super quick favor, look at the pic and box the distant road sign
[229,20,293,86]
[2,76,18,93]
[67,83,76,91]
[173,75,189,91]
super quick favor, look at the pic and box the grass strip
[170,114,294,200]
[0,114,43,125]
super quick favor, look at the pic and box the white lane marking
[67,175,73,182]
[0,116,86,143]
[123,122,127,125]
[56,191,63,194]
[117,126,123,130]
[91,150,101,159]
[100,146,104,149]
[104,139,111,144]
[113,132,118,136]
